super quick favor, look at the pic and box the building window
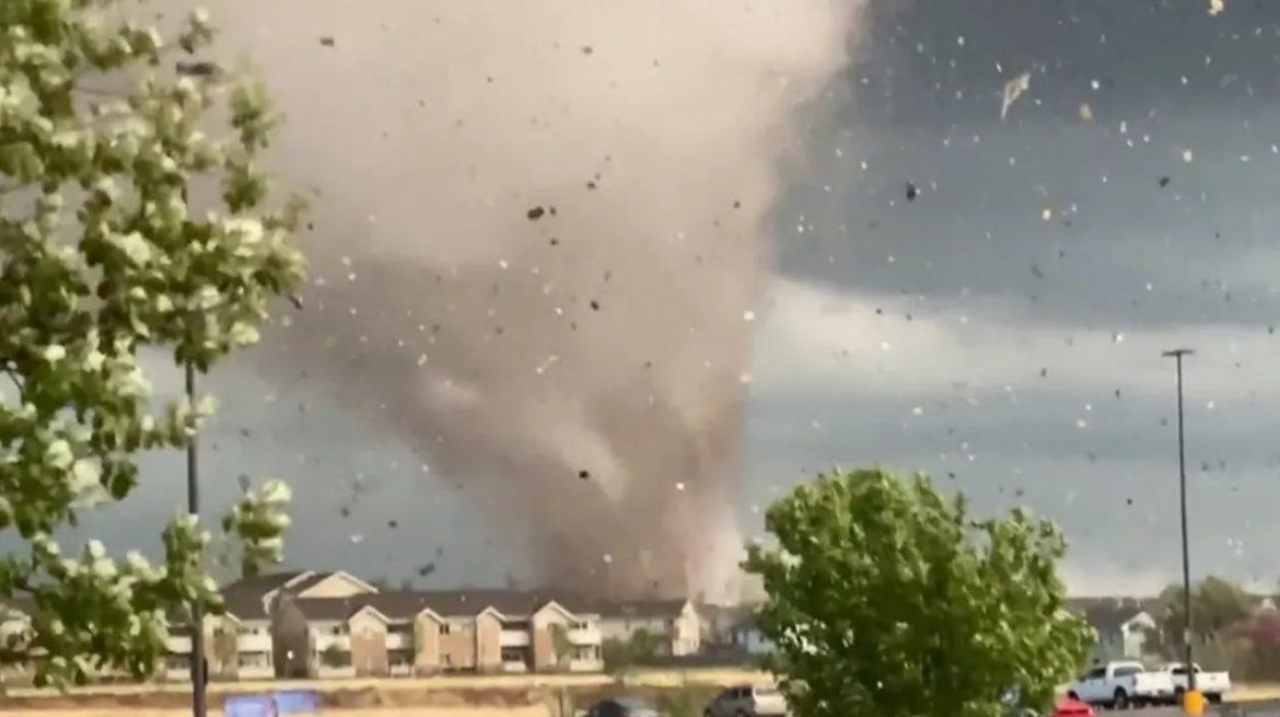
[440,624,451,635]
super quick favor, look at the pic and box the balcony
[385,632,412,650]
[500,630,531,647]
[238,633,273,653]
[311,633,350,652]
[568,627,601,645]
[165,635,193,654]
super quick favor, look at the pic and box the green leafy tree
[602,628,663,674]
[1156,576,1253,655]
[320,643,349,668]
[0,1,304,687]
[744,468,1092,717]
[549,623,572,670]
[219,478,292,579]
[209,620,238,679]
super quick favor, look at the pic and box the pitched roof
[220,571,310,619]
[1066,597,1154,634]
[284,572,334,595]
[595,599,691,619]
[286,589,595,622]
[417,589,592,617]
[291,596,368,621]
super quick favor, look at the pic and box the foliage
[743,468,1092,717]
[602,628,664,674]
[320,643,349,668]
[0,0,304,687]
[210,621,238,677]
[549,623,572,669]
[1154,576,1253,653]
[220,478,291,579]
[1142,575,1280,679]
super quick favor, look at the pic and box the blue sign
[273,689,321,714]
[224,694,276,717]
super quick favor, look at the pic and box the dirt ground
[0,669,765,714]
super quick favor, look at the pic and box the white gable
[1120,611,1156,632]
[297,571,377,598]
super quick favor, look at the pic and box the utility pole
[1162,348,1198,708]
[187,361,207,717]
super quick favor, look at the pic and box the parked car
[704,684,788,717]
[585,698,664,717]
[586,701,660,717]
[1153,662,1231,704]
[1067,660,1176,708]
[1052,697,1096,717]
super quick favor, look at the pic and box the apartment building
[597,599,703,656]
[3,571,612,682]
[274,588,605,677]
[160,571,322,682]
[189,570,607,678]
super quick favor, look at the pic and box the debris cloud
[194,0,864,601]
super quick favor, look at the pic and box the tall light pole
[186,361,206,717]
[1162,348,1196,697]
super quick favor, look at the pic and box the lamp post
[1162,348,1197,703]
[186,361,207,717]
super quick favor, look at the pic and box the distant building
[730,615,774,656]
[1,569,615,682]
[213,571,606,677]
[597,599,702,656]
[1067,597,1157,663]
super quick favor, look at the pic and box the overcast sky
[44,0,1280,599]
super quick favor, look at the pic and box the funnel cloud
[189,0,864,601]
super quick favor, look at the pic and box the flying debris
[175,61,221,77]
[1000,71,1032,121]
[319,36,336,47]
[905,182,918,201]
[1208,0,1225,16]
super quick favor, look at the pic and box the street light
[186,362,207,717]
[1162,348,1196,703]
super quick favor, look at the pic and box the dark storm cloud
[734,0,1280,594]
[776,0,1280,331]
[41,0,1280,600]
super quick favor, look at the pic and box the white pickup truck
[1067,661,1177,708]
[1153,663,1231,704]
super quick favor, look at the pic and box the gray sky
[48,0,1280,599]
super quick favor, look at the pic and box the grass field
[6,673,1280,715]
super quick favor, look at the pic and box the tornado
[190,0,865,602]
